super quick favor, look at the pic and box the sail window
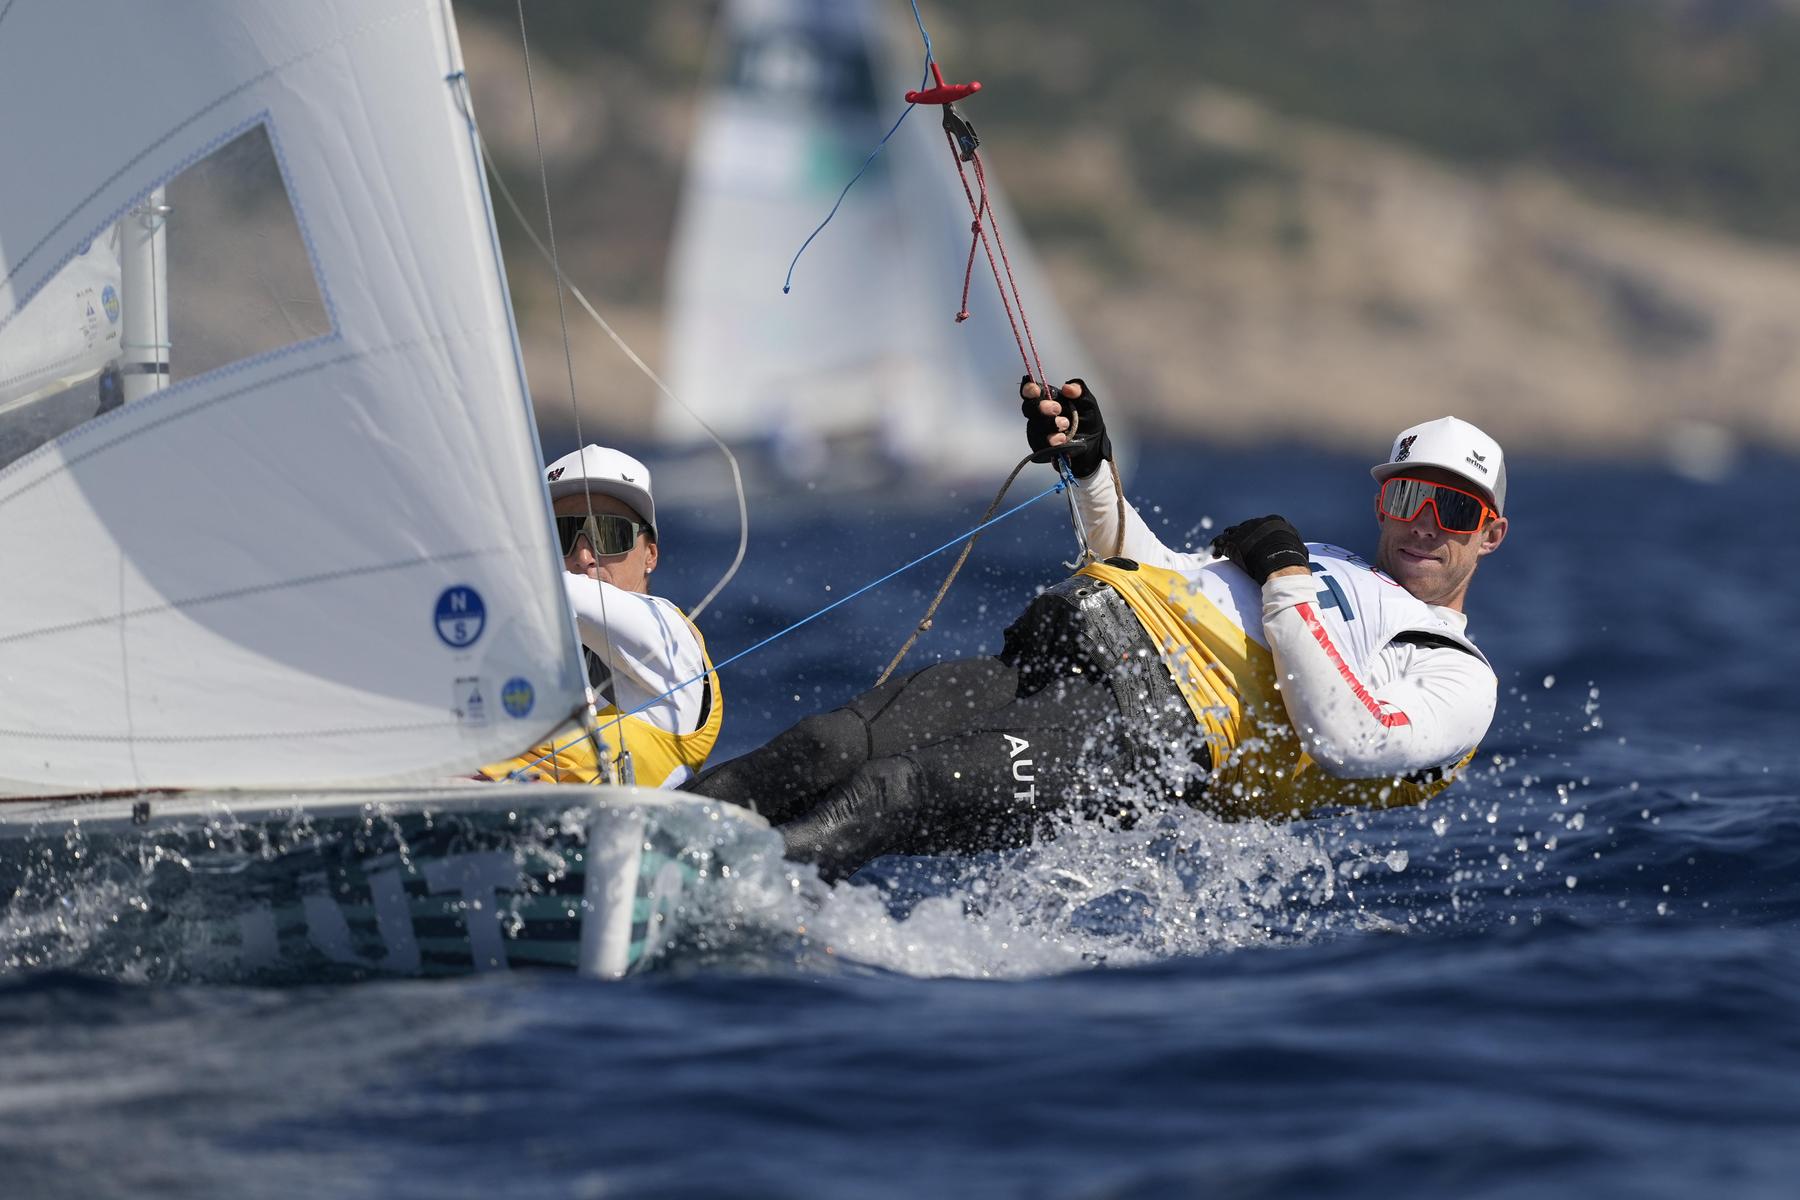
[165,123,331,381]
[0,121,329,472]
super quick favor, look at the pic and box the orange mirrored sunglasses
[1376,476,1496,534]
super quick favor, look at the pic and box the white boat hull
[0,786,772,982]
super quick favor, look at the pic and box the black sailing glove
[1019,376,1112,479]
[1211,515,1310,585]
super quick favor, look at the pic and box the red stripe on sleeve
[1294,602,1411,728]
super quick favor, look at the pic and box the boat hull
[0,786,773,982]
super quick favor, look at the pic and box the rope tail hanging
[907,62,1048,392]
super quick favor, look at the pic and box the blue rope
[908,0,936,63]
[782,0,941,294]
[782,103,917,295]
[506,478,1067,781]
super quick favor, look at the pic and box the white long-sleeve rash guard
[1070,465,1496,780]
[561,573,708,734]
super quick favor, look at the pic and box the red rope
[969,151,1047,388]
[939,127,1048,392]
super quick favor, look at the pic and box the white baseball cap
[1370,416,1507,516]
[543,444,656,533]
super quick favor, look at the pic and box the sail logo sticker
[501,677,535,718]
[454,676,487,725]
[102,285,120,323]
[435,586,487,648]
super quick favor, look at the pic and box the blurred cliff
[459,0,1800,461]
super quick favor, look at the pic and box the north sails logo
[546,467,565,481]
[1465,450,1488,473]
[1394,435,1417,463]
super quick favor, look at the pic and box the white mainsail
[0,0,585,795]
[661,0,1099,477]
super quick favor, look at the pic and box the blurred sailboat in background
[660,0,1102,489]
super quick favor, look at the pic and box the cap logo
[546,467,565,481]
[1394,435,1416,463]
[1465,450,1488,473]
[620,472,636,482]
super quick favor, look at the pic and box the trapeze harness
[482,606,722,788]
[1076,545,1488,819]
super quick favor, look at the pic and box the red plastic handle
[906,61,981,105]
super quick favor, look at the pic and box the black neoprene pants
[691,657,1123,880]
[689,573,1205,881]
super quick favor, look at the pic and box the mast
[119,187,170,403]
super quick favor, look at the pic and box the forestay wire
[510,1,599,783]
[478,132,750,622]
[501,5,746,627]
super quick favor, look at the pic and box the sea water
[3,441,1797,1198]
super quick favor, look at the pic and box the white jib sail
[661,0,1100,477]
[0,0,585,795]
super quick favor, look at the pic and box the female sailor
[483,445,722,787]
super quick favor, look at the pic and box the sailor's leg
[779,678,1121,880]
[689,659,1022,823]
[852,657,1023,754]
[688,707,869,824]
[776,753,937,881]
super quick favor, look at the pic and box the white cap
[1370,416,1507,515]
[543,444,656,533]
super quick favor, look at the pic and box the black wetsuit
[689,567,1210,880]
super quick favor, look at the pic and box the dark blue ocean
[5,439,1798,1198]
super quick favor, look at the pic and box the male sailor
[690,382,1506,879]
[483,445,722,787]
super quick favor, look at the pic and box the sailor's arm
[1021,377,1211,571]
[1068,458,1212,570]
[562,573,707,713]
[1260,574,1497,778]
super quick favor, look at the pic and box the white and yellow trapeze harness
[1082,543,1495,820]
[483,576,722,787]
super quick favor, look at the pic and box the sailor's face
[555,493,657,593]
[1374,467,1506,611]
